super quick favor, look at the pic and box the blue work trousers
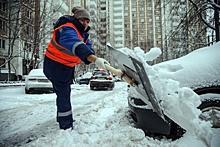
[43,56,74,129]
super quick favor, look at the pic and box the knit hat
[72,6,90,21]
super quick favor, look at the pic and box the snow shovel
[105,45,166,121]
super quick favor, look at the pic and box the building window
[24,42,32,51]
[139,7,144,11]
[132,7,136,11]
[0,1,6,12]
[157,34,161,38]
[139,1,145,5]
[133,36,137,40]
[155,10,160,15]
[147,12,152,16]
[124,6,128,10]
[0,57,6,68]
[140,18,145,23]
[140,24,145,29]
[25,25,33,36]
[140,30,145,35]
[155,16,160,21]
[157,28,161,32]
[156,22,160,26]
[140,36,145,41]
[0,39,6,49]
[140,13,145,17]
[132,2,137,6]
[124,12,128,16]
[147,7,151,10]
[133,30,138,35]
[156,5,160,9]
[0,19,6,31]
[148,18,152,22]
[148,24,153,28]
[125,30,130,35]
[26,9,32,19]
[132,13,137,17]
[157,41,161,44]
[148,30,153,34]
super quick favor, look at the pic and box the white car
[76,72,92,85]
[25,69,53,94]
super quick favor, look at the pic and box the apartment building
[122,0,163,63]
[0,0,35,80]
[107,0,124,49]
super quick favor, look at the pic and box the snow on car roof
[28,69,45,76]
[154,42,220,89]
[81,72,92,78]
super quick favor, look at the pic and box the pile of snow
[117,42,220,146]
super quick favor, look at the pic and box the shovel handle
[105,64,136,87]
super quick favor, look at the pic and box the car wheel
[168,95,220,140]
[25,89,30,94]
[198,98,220,128]
[90,86,94,90]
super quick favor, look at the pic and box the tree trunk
[214,0,220,41]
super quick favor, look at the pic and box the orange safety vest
[45,22,87,67]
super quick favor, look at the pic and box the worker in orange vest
[43,6,109,130]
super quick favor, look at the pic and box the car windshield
[94,71,107,76]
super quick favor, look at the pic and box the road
[0,82,128,146]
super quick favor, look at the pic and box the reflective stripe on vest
[57,110,72,117]
[45,22,87,67]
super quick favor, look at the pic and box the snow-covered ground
[0,82,219,147]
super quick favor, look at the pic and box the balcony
[90,9,97,16]
[113,7,122,11]
[114,31,123,35]
[90,1,97,8]
[114,13,122,17]
[100,3,106,8]
[114,19,123,23]
[115,43,124,48]
[114,25,123,29]
[114,1,122,6]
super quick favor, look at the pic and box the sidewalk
[0,81,25,87]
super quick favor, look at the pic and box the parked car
[90,69,115,90]
[128,43,220,140]
[25,69,53,94]
[76,72,92,85]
